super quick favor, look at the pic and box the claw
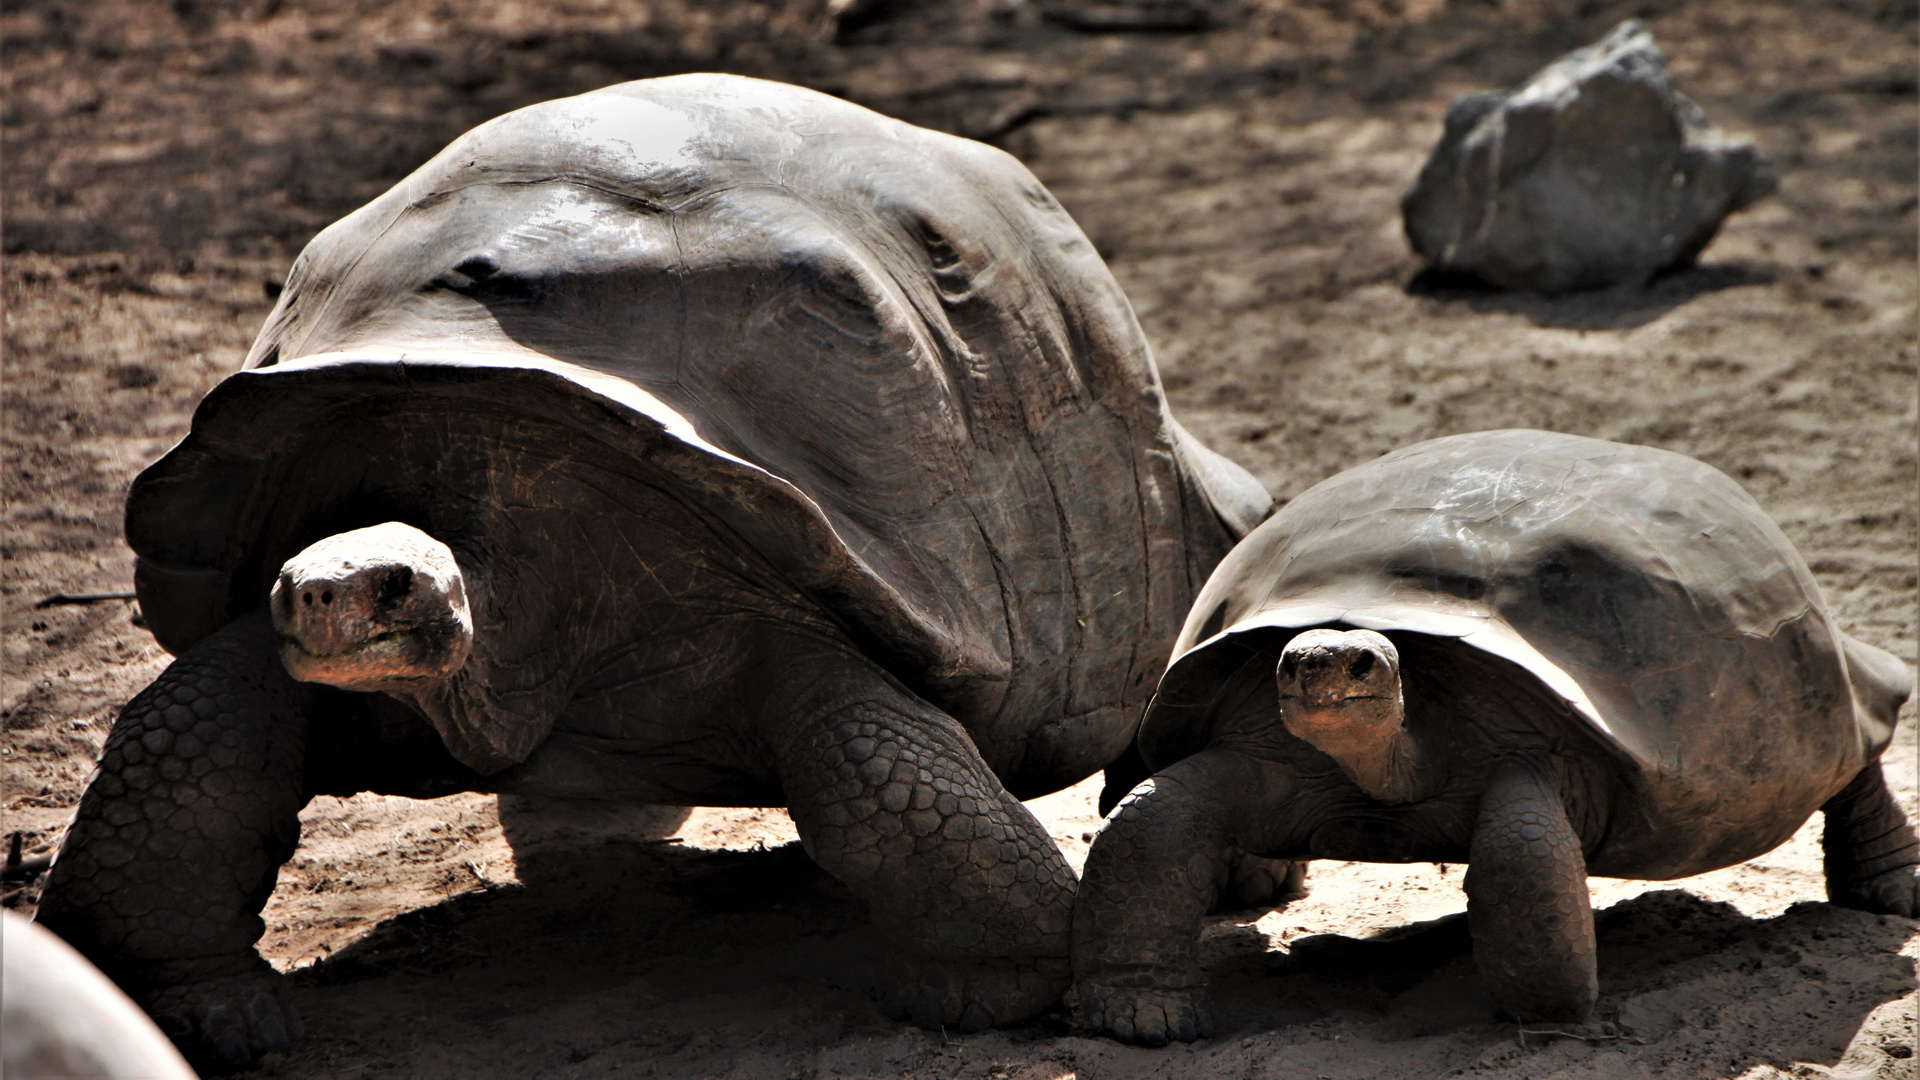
[1171,1008,1197,1044]
[138,969,303,1072]
[201,1000,251,1070]
[1068,982,1212,1046]
[1136,1002,1168,1047]
[958,1002,994,1033]
[908,986,944,1029]
[248,990,290,1053]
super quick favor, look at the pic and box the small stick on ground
[0,832,50,882]
[33,591,138,609]
[1517,1025,1643,1046]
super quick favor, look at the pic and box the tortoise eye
[1278,654,1298,679]
[453,253,500,280]
[1347,652,1375,679]
[375,567,415,606]
[927,237,961,270]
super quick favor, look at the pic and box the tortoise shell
[1138,429,1909,876]
[126,74,1270,789]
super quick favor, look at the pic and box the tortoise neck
[1280,693,1430,805]
[1344,722,1426,805]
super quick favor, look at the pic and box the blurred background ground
[3,1,1916,1077]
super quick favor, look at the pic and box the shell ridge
[289,164,514,360]
[954,495,1028,771]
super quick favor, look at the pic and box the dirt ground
[3,0,1917,1077]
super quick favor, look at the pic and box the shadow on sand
[273,812,893,1075]
[279,817,1912,1079]
[1405,263,1777,331]
[1201,889,1914,1070]
[295,798,874,997]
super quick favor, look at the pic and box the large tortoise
[1068,429,1917,1045]
[36,73,1272,1068]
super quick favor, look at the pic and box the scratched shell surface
[1138,429,1908,876]
[124,74,1269,789]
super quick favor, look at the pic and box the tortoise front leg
[1068,748,1291,1046]
[1465,759,1597,1023]
[1821,762,1920,917]
[773,678,1076,1032]
[36,611,312,1071]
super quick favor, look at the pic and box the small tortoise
[37,74,1272,1068]
[1069,429,1917,1045]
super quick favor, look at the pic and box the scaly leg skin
[1822,762,1920,917]
[1465,760,1596,1023]
[36,611,312,1072]
[775,682,1077,1032]
[1068,749,1286,1046]
[1098,744,1309,915]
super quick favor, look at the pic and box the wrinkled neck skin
[1275,628,1434,806]
[1281,696,1427,804]
[376,553,538,773]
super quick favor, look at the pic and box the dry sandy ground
[3,1,1916,1078]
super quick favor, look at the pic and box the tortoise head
[1276,628,1425,804]
[271,522,473,692]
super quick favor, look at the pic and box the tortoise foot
[1066,980,1213,1046]
[1213,854,1308,914]
[879,955,1069,1032]
[1821,765,1919,919]
[139,969,303,1073]
[1830,864,1920,918]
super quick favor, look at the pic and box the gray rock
[1402,21,1776,294]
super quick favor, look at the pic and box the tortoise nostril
[302,591,313,607]
[320,590,333,606]
[1348,652,1375,680]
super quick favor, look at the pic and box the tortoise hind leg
[36,611,313,1071]
[1465,760,1597,1023]
[771,672,1076,1033]
[1822,763,1920,917]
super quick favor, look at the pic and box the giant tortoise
[36,73,1273,1068]
[1067,429,1917,1045]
